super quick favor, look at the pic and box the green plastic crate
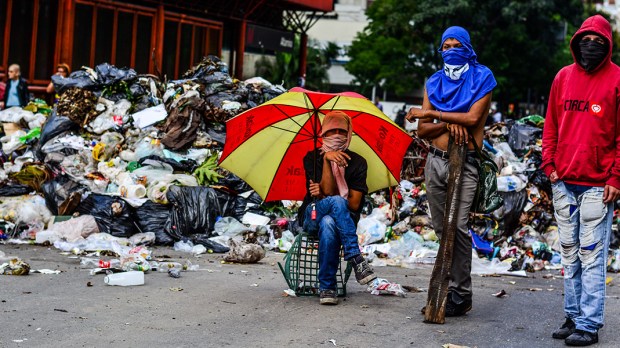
[278,232,352,297]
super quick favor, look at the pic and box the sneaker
[351,255,377,285]
[565,329,598,346]
[319,289,339,305]
[445,292,472,317]
[552,318,575,339]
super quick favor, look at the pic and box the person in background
[395,104,407,129]
[46,63,70,95]
[1,64,30,109]
[491,106,502,124]
[374,97,384,111]
[543,15,620,347]
[297,110,377,305]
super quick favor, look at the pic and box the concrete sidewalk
[2,244,619,347]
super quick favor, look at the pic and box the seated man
[297,110,376,305]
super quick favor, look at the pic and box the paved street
[2,244,620,347]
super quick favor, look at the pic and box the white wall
[307,1,369,87]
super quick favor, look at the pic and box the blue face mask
[441,47,470,65]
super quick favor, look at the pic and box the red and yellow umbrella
[219,87,412,201]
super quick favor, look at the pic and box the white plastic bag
[356,216,386,246]
[214,217,249,237]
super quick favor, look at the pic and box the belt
[428,146,450,160]
[428,145,477,161]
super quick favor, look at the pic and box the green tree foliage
[255,38,340,91]
[346,0,588,107]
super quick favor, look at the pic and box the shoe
[445,292,472,317]
[552,318,575,339]
[565,329,598,346]
[420,292,472,317]
[351,255,377,285]
[319,289,339,305]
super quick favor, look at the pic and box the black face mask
[579,39,607,72]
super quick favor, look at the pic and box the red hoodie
[542,15,620,189]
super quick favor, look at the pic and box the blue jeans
[552,181,613,333]
[302,196,361,291]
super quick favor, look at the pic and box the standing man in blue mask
[406,26,496,317]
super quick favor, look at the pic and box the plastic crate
[278,232,352,297]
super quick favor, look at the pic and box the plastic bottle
[104,271,145,286]
[383,226,393,243]
[156,262,183,272]
[121,261,151,272]
[81,258,121,269]
[155,260,198,272]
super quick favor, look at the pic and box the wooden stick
[424,136,466,324]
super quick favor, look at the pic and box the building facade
[0,0,333,95]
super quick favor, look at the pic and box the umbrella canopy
[219,87,413,201]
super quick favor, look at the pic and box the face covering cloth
[320,111,352,199]
[579,39,607,72]
[425,26,497,112]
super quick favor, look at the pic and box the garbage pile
[1,55,616,283]
[0,56,288,278]
[358,115,618,275]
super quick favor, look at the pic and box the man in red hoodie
[542,15,620,346]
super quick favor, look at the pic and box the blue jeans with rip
[302,196,361,291]
[552,181,613,333]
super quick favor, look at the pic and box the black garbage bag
[42,174,88,215]
[508,123,542,152]
[95,63,138,86]
[0,184,34,197]
[611,222,620,249]
[52,70,98,95]
[135,201,174,245]
[219,172,253,193]
[181,55,229,80]
[500,190,528,236]
[36,111,80,160]
[191,234,230,253]
[129,82,147,98]
[132,95,153,113]
[138,155,197,173]
[233,191,264,222]
[528,169,552,196]
[206,122,227,145]
[76,194,138,238]
[165,186,235,240]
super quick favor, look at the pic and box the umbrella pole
[424,136,466,324]
[313,110,318,183]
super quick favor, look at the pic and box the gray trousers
[425,151,479,301]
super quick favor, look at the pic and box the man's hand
[448,123,468,146]
[603,184,620,204]
[406,107,430,121]
[324,151,350,168]
[549,171,559,184]
[309,180,322,198]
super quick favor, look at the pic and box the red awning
[283,0,333,12]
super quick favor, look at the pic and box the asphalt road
[2,244,619,348]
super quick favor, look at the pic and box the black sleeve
[304,149,324,186]
[347,154,368,194]
[19,80,30,106]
